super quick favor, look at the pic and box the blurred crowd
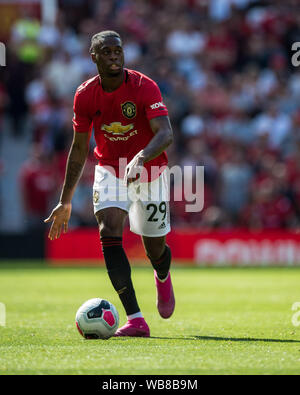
[1,0,300,231]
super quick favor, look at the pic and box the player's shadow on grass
[150,335,300,343]
[195,335,300,343]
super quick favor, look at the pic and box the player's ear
[90,52,97,63]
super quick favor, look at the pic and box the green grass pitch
[0,262,300,375]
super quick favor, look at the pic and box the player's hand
[44,202,72,240]
[124,153,145,186]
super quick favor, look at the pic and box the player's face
[92,36,124,77]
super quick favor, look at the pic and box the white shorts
[93,165,171,237]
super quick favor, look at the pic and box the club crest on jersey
[121,101,136,119]
[102,122,134,135]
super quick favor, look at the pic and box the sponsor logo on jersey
[104,130,138,142]
[121,101,136,119]
[150,101,165,110]
[102,122,134,135]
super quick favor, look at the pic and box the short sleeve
[72,89,93,133]
[143,80,169,121]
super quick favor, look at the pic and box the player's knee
[95,209,126,237]
[96,214,123,237]
[99,222,123,238]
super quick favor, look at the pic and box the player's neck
[99,70,125,93]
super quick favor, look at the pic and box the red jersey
[72,69,169,180]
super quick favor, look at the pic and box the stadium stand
[1,0,300,236]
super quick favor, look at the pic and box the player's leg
[96,207,150,337]
[96,207,138,315]
[128,170,175,319]
[142,235,175,319]
[93,165,149,337]
[142,235,169,279]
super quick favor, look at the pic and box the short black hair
[89,31,122,54]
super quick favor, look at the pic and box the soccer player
[44,31,175,337]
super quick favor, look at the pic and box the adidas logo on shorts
[158,222,166,229]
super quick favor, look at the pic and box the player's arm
[44,130,90,240]
[142,115,173,162]
[125,115,173,184]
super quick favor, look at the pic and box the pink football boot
[114,317,150,337]
[154,271,175,319]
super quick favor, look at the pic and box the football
[75,298,119,339]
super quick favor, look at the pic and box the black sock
[101,237,140,316]
[148,245,172,281]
